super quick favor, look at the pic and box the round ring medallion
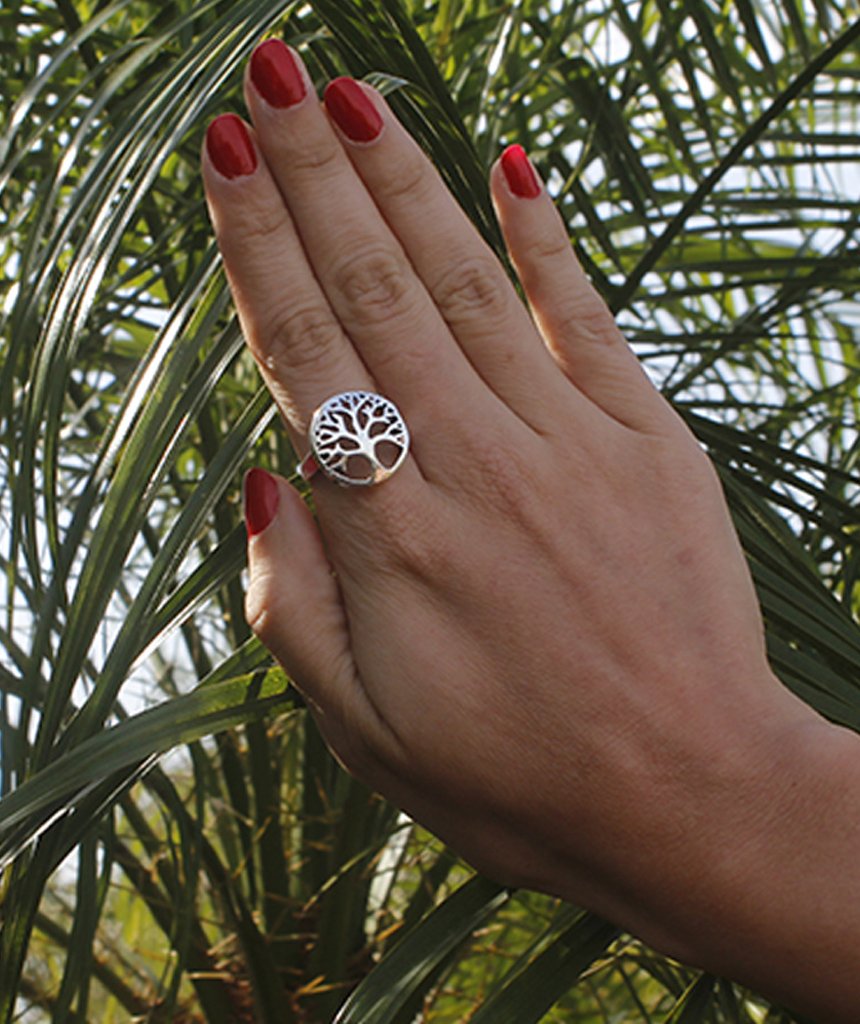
[308,391,410,487]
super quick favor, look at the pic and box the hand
[203,40,856,1019]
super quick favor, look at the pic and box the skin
[203,44,860,1021]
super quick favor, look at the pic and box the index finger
[202,112,376,447]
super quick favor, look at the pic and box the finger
[202,113,374,442]
[320,77,578,431]
[491,145,678,435]
[243,468,393,772]
[244,41,492,437]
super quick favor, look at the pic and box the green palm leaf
[2,0,858,1020]
[333,875,510,1023]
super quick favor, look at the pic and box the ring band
[298,452,320,481]
[298,391,410,487]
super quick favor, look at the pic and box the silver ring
[298,391,410,487]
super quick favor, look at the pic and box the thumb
[242,467,358,732]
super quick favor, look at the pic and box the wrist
[661,702,860,1020]
[516,664,860,1021]
[540,670,860,1021]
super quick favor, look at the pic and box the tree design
[310,391,409,485]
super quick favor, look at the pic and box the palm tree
[1,0,858,1019]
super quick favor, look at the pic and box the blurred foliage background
[1,0,859,1020]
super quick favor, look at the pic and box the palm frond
[1,0,858,1020]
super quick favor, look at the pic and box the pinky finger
[491,145,675,435]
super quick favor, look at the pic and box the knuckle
[467,433,544,519]
[368,494,455,581]
[284,137,343,179]
[244,572,278,649]
[391,524,457,582]
[559,293,620,348]
[255,302,342,376]
[330,246,414,324]
[431,254,511,325]
[374,149,434,206]
[522,229,572,267]
[222,202,291,254]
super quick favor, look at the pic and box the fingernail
[501,144,541,199]
[250,39,307,108]
[324,78,383,143]
[207,114,257,179]
[244,468,279,536]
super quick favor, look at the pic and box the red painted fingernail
[250,39,306,108]
[207,114,257,179]
[501,144,541,199]
[244,468,279,536]
[324,78,383,142]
